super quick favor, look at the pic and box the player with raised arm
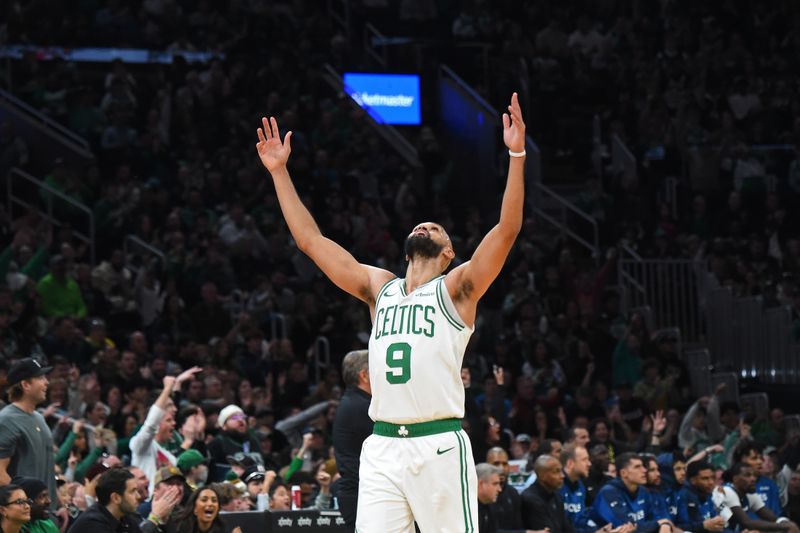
[256,93,526,533]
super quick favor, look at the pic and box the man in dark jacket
[487,447,526,533]
[675,461,729,532]
[477,463,504,533]
[332,350,372,531]
[560,444,600,533]
[69,468,142,533]
[520,455,575,532]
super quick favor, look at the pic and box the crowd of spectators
[1,0,800,532]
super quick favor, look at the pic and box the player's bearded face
[405,234,444,260]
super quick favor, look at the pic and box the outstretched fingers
[502,113,510,130]
[508,92,524,125]
[270,116,280,140]
[256,126,267,144]
[262,117,272,140]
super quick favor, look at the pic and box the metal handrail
[313,336,331,384]
[326,0,351,36]
[439,65,499,122]
[531,181,600,258]
[7,167,95,264]
[363,23,388,68]
[322,64,421,172]
[620,243,643,261]
[533,202,598,257]
[271,313,286,340]
[0,88,91,152]
[611,134,637,184]
[123,234,165,273]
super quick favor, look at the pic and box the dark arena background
[2,0,800,531]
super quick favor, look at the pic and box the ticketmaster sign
[344,73,421,125]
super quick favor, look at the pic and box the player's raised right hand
[256,116,293,173]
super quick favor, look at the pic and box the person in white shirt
[713,463,800,532]
[130,367,201,494]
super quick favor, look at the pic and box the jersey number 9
[385,342,412,384]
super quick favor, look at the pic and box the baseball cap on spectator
[154,466,185,485]
[515,434,532,444]
[242,464,266,484]
[177,449,206,471]
[226,452,257,468]
[218,405,245,427]
[7,358,52,387]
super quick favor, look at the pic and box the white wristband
[508,150,526,158]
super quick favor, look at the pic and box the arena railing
[123,234,165,274]
[0,88,95,173]
[436,65,598,259]
[7,167,95,265]
[618,252,706,342]
[327,0,352,37]
[611,134,637,188]
[706,287,798,384]
[313,336,331,384]
[321,64,422,177]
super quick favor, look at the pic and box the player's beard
[404,234,444,260]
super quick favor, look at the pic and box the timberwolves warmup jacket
[676,484,736,533]
[590,478,664,532]
[560,475,594,533]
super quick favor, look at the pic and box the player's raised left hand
[502,92,526,153]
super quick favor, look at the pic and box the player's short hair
[732,441,763,463]
[616,452,642,471]
[560,443,586,465]
[725,462,751,482]
[566,426,588,442]
[533,454,560,475]
[640,454,658,469]
[96,468,133,506]
[341,350,369,387]
[475,463,503,482]
[687,460,713,480]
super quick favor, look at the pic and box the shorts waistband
[373,418,461,438]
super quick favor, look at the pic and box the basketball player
[256,92,525,533]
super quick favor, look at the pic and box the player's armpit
[447,223,519,301]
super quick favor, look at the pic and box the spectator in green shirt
[16,477,58,533]
[35,256,86,318]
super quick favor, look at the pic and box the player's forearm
[269,165,323,251]
[497,157,525,237]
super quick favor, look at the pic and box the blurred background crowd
[1,0,800,532]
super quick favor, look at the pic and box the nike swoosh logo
[436,446,455,455]
[384,291,396,297]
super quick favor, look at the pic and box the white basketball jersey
[367,275,474,424]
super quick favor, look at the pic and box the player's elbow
[498,220,521,242]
